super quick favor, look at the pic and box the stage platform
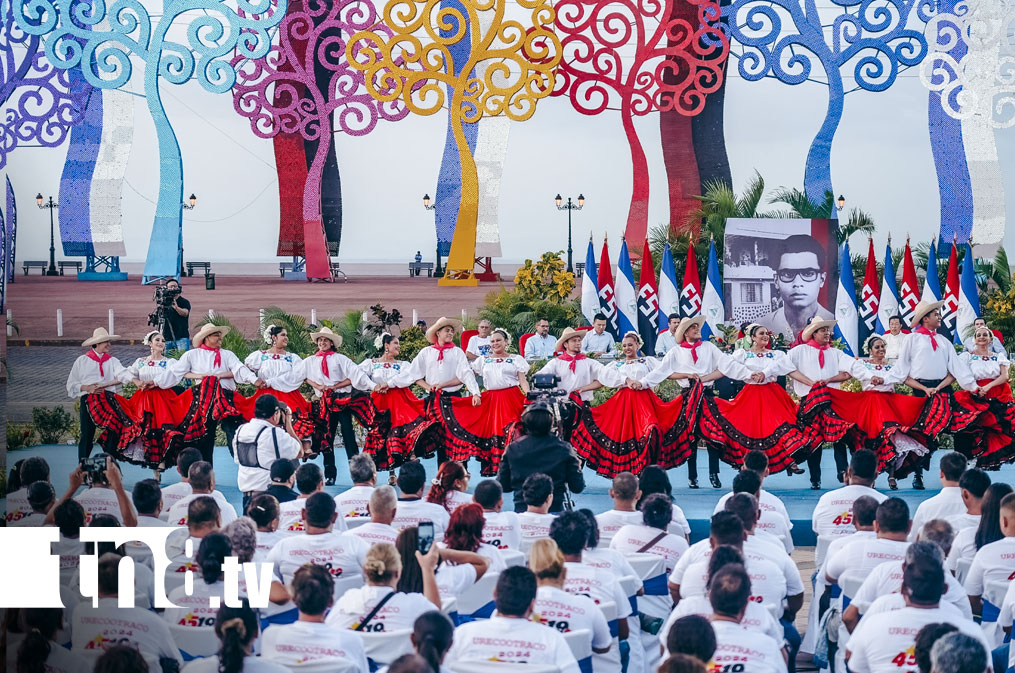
[5,274,509,343]
[6,444,1007,545]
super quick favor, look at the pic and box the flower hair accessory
[863,333,885,356]
[262,324,279,344]
[492,328,511,344]
[622,330,643,347]
[142,330,161,346]
[374,332,391,350]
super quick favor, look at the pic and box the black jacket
[265,484,299,504]
[497,433,585,513]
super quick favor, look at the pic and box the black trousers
[323,409,360,478]
[910,378,947,472]
[688,444,721,480]
[78,399,97,461]
[806,441,850,484]
[192,416,240,466]
[433,388,464,464]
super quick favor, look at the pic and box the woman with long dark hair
[14,608,87,673]
[180,601,288,673]
[947,482,1014,574]
[425,460,472,512]
[246,493,283,561]
[410,612,456,673]
[164,533,237,631]
[396,526,489,600]
[442,503,506,572]
[236,325,314,445]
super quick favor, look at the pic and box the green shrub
[398,326,430,362]
[32,407,74,444]
[7,422,37,451]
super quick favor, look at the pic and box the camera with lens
[526,373,566,401]
[148,284,182,331]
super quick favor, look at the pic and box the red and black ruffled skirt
[85,390,144,457]
[178,377,244,444]
[310,389,376,454]
[235,388,314,439]
[797,383,855,449]
[116,388,191,467]
[433,387,525,476]
[953,379,1015,470]
[699,382,818,473]
[365,388,440,470]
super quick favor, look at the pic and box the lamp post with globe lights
[35,193,59,276]
[555,194,584,274]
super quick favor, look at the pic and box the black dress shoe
[913,474,925,490]
[810,480,822,490]
[710,473,722,489]
[836,471,845,484]
[325,476,336,486]
[688,479,699,489]
[888,477,898,490]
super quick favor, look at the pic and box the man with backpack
[234,394,305,512]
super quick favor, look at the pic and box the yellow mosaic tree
[348,0,560,285]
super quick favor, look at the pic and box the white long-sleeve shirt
[640,340,754,389]
[67,353,127,398]
[959,351,1010,381]
[787,343,857,396]
[244,350,305,392]
[731,349,796,384]
[893,331,976,389]
[405,345,480,395]
[358,358,412,387]
[472,355,529,390]
[881,331,907,360]
[537,356,605,401]
[655,330,679,356]
[523,333,556,360]
[581,330,615,356]
[598,357,658,388]
[303,351,376,394]
[119,356,177,387]
[162,347,256,391]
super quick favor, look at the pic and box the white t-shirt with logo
[661,596,783,653]
[261,621,369,671]
[964,536,1015,595]
[710,619,788,673]
[327,585,438,632]
[582,548,642,592]
[74,487,136,524]
[609,524,689,617]
[910,487,966,541]
[848,559,972,619]
[812,485,887,563]
[72,598,182,664]
[164,491,237,527]
[518,511,555,547]
[596,509,644,546]
[824,537,909,583]
[182,656,290,673]
[254,529,286,562]
[275,496,348,536]
[846,605,988,673]
[11,511,47,527]
[678,557,788,614]
[563,561,633,619]
[671,538,803,598]
[266,530,369,590]
[716,490,794,553]
[4,487,32,525]
[160,481,192,514]
[481,510,522,550]
[391,498,450,538]
[446,615,581,673]
[349,521,399,546]
[436,562,478,599]
[335,485,374,520]
[164,580,243,631]
[533,585,613,649]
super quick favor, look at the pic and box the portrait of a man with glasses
[757,233,833,341]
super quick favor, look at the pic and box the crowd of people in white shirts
[3,442,1014,673]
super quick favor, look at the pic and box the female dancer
[361,334,440,477]
[236,325,314,444]
[569,331,694,477]
[953,325,1014,469]
[116,331,189,478]
[699,324,814,475]
[304,326,378,485]
[433,328,528,474]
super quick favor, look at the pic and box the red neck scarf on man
[314,350,331,377]
[432,342,454,362]
[914,326,938,351]
[805,339,829,367]
[199,343,222,368]
[680,339,702,363]
[559,352,587,372]
[86,350,111,377]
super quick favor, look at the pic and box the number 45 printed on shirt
[892,646,918,668]
[833,512,853,526]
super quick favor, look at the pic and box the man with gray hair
[465,319,494,360]
[349,485,398,545]
[931,632,990,673]
[335,453,377,519]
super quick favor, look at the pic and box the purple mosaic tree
[0,0,90,169]
[232,0,408,280]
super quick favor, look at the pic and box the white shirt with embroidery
[446,616,581,673]
[120,356,176,386]
[710,619,788,673]
[162,347,257,391]
[598,357,659,388]
[960,350,1010,381]
[302,351,376,394]
[642,340,755,389]
[67,353,127,397]
[481,510,522,550]
[404,345,480,395]
[537,356,605,401]
[243,350,305,392]
[261,621,369,671]
[853,359,905,392]
[732,349,797,383]
[472,354,529,390]
[358,359,412,387]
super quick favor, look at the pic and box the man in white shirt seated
[164,461,237,527]
[60,454,137,526]
[720,470,792,553]
[160,447,202,513]
[126,479,176,568]
[882,315,907,361]
[655,313,681,356]
[931,632,991,673]
[17,481,55,527]
[278,463,345,535]
[447,566,581,672]
[911,452,970,541]
[474,478,521,550]
[391,460,450,537]
[524,317,557,360]
[845,554,991,673]
[72,553,183,668]
[715,451,794,550]
[595,471,645,546]
[815,495,880,598]
[812,449,888,567]
[826,497,912,587]
[961,317,1007,357]
[946,469,991,570]
[965,492,1015,623]
[349,485,400,545]
[233,393,305,512]
[165,496,222,584]
[518,473,557,552]
[5,456,50,525]
[582,313,616,357]
[708,563,789,673]
[465,319,494,360]
[334,453,377,520]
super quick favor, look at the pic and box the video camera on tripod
[147,284,182,336]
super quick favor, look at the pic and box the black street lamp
[179,193,197,277]
[836,194,846,219]
[422,193,443,277]
[555,193,585,273]
[35,193,59,276]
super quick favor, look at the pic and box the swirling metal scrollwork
[348,0,561,284]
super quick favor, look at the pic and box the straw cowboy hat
[910,300,945,327]
[309,325,343,348]
[192,323,231,347]
[555,327,584,352]
[82,327,120,347]
[801,317,837,342]
[425,317,462,344]
[674,316,705,344]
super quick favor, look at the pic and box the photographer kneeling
[160,278,191,351]
[234,395,305,512]
[497,400,585,513]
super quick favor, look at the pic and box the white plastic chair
[332,574,365,602]
[441,597,457,616]
[592,600,622,673]
[448,662,560,673]
[815,536,833,568]
[456,571,500,618]
[564,628,594,673]
[360,628,415,666]
[343,517,368,530]
[982,578,1009,647]
[169,622,219,660]
[288,658,363,673]
[500,549,526,568]
[840,574,864,612]
[955,557,973,585]
[623,553,664,581]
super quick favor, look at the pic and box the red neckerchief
[914,326,938,351]
[432,343,454,362]
[805,339,829,367]
[314,350,331,377]
[86,350,111,377]
[559,352,587,372]
[199,344,222,368]
[679,339,702,363]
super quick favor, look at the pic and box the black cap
[254,394,283,419]
[270,459,297,483]
[522,399,554,417]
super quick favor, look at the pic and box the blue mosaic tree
[14,0,287,281]
[723,0,932,202]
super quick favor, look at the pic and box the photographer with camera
[45,454,138,527]
[497,400,585,513]
[234,394,306,513]
[157,278,191,351]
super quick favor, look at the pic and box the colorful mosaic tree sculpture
[14,0,287,282]
[724,0,932,203]
[350,0,561,285]
[553,0,728,251]
[234,0,407,279]
[0,0,91,170]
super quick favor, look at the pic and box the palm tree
[768,188,876,244]
[972,246,1012,294]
